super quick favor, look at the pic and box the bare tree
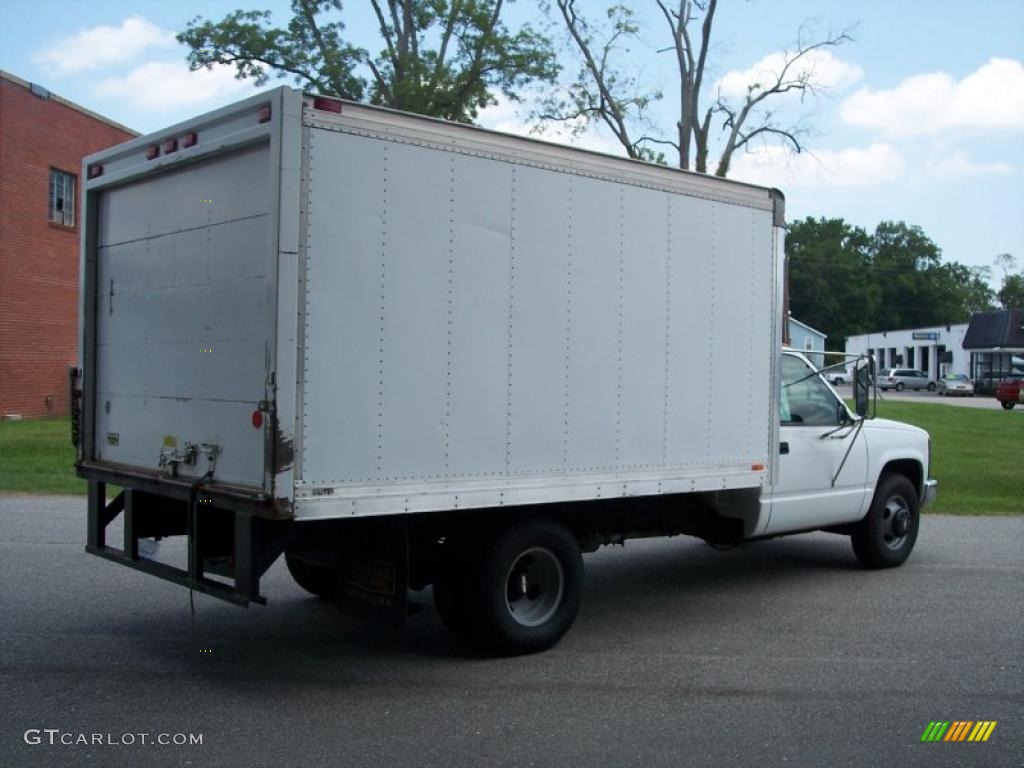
[653,0,714,171]
[709,24,853,176]
[994,253,1017,279]
[537,1,664,160]
[545,0,854,176]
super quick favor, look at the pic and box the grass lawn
[0,418,84,495]
[865,400,1021,516]
[0,409,1019,514]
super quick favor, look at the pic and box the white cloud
[927,150,1014,178]
[840,58,1024,137]
[476,96,536,137]
[477,96,627,156]
[95,62,259,111]
[34,16,174,74]
[717,49,863,101]
[730,142,905,189]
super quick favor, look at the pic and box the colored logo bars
[920,721,997,742]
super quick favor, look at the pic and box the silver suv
[879,368,936,392]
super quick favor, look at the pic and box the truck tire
[1001,401,1015,410]
[473,519,584,655]
[851,474,919,569]
[285,553,337,600]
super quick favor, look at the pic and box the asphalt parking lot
[1,495,1021,768]
[832,383,1021,411]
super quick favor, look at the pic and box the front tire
[927,382,936,392]
[895,382,905,391]
[851,474,920,568]
[1001,401,1015,410]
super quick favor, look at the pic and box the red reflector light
[145,145,159,160]
[252,410,263,429]
[258,104,272,123]
[182,131,198,148]
[312,96,342,114]
[87,164,104,179]
[162,138,178,154]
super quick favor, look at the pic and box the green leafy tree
[788,218,996,347]
[178,0,558,123]
[787,217,873,348]
[993,254,1023,309]
[998,273,1024,309]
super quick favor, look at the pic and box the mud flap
[331,517,409,627]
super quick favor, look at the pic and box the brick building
[0,70,136,418]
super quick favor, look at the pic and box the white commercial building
[845,324,969,380]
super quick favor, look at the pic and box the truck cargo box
[77,87,783,523]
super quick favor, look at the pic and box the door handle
[780,442,789,455]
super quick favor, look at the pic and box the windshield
[780,355,844,426]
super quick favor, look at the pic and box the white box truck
[74,87,936,654]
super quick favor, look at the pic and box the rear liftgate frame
[85,479,294,607]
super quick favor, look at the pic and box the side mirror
[837,401,850,425]
[854,357,873,417]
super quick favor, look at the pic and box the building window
[49,169,76,227]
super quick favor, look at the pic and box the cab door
[766,354,869,534]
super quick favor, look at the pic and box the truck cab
[769,349,936,566]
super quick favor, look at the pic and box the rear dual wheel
[285,553,338,600]
[433,519,583,655]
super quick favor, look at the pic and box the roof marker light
[162,138,178,154]
[312,97,342,114]
[87,164,104,179]
[258,104,272,123]
[182,131,198,148]
[145,145,159,160]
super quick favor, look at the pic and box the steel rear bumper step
[86,481,294,607]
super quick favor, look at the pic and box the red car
[995,375,1023,410]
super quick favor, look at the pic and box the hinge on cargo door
[69,366,82,448]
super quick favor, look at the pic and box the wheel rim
[504,547,564,627]
[880,494,912,550]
